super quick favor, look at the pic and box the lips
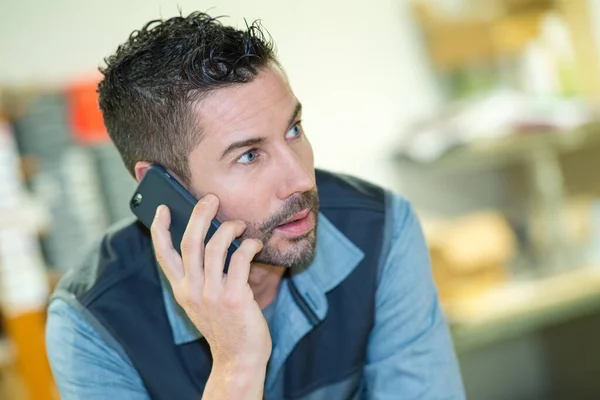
[278,209,311,227]
[274,209,313,237]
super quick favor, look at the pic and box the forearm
[201,359,267,400]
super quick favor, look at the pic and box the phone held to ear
[130,164,241,274]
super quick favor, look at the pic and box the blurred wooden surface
[0,338,26,400]
[3,311,57,400]
[448,265,600,352]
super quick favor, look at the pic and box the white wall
[0,0,441,188]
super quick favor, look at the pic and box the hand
[150,194,272,371]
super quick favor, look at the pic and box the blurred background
[1,0,600,398]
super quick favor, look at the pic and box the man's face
[187,66,318,268]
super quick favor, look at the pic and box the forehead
[192,66,296,141]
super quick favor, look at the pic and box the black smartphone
[130,164,241,274]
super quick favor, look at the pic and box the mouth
[274,209,313,237]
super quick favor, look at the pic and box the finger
[181,194,219,283]
[150,205,184,283]
[203,220,247,287]
[225,239,263,288]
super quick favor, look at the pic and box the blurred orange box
[66,79,110,146]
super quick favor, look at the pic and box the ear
[134,161,152,182]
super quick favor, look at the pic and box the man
[46,11,464,399]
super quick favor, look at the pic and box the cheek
[299,139,315,171]
[215,184,269,223]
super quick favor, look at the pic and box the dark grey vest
[56,169,389,399]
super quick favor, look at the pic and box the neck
[249,263,286,309]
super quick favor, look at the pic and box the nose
[275,149,315,200]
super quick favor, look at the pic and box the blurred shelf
[394,122,600,174]
[447,265,600,353]
[0,196,50,233]
[395,123,600,273]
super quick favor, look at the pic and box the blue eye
[237,150,258,164]
[286,122,302,139]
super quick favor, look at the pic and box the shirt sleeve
[46,297,150,400]
[364,194,465,400]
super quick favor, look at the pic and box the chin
[254,230,317,268]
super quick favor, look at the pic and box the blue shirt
[46,193,465,399]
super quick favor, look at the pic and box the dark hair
[97,11,277,184]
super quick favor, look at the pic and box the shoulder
[46,298,149,399]
[46,297,118,357]
[316,168,415,235]
[387,192,418,236]
[315,171,419,278]
[45,297,131,374]
[53,217,154,304]
[316,169,388,212]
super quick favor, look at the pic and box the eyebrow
[219,101,303,161]
[287,101,303,129]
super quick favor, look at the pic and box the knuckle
[230,248,250,266]
[192,201,209,216]
[173,287,188,307]
[219,220,239,234]
[155,253,168,269]
[180,236,195,254]
[222,292,242,309]
[240,239,261,255]
[149,221,160,237]
[202,287,219,305]
[182,282,200,304]
[204,240,220,261]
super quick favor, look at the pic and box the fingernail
[155,204,164,218]
[201,194,217,205]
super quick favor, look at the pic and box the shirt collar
[159,212,364,345]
